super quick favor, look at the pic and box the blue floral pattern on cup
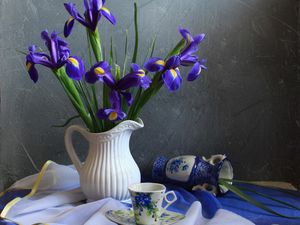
[167,158,189,174]
[152,155,233,195]
[135,193,151,207]
[132,193,159,222]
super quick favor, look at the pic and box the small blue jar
[152,154,233,195]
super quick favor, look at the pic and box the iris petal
[102,74,116,88]
[100,7,116,25]
[121,92,133,106]
[28,45,36,52]
[64,3,79,19]
[144,57,165,72]
[199,58,208,66]
[91,0,103,11]
[50,36,59,64]
[64,17,75,37]
[187,62,201,81]
[165,55,181,69]
[27,53,52,68]
[64,3,88,27]
[180,55,198,66]
[117,70,152,90]
[117,73,140,90]
[140,75,152,90]
[66,56,85,80]
[26,61,39,83]
[118,111,126,120]
[85,70,98,83]
[179,27,192,43]
[194,33,206,44]
[109,90,121,109]
[97,108,113,120]
[162,68,182,91]
[84,0,90,10]
[131,63,141,72]
[41,30,51,50]
[180,42,198,59]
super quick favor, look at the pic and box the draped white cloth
[2,162,254,225]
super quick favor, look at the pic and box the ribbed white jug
[64,119,143,201]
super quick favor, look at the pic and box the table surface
[1,179,299,225]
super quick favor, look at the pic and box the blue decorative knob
[152,154,233,195]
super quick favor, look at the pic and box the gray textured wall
[0,0,299,190]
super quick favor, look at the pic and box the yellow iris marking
[101,7,110,14]
[137,69,145,77]
[155,60,165,66]
[187,34,192,43]
[26,62,32,71]
[94,67,105,75]
[197,67,202,75]
[67,17,74,25]
[68,57,79,68]
[109,111,118,121]
[170,69,177,79]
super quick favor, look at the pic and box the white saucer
[105,208,185,225]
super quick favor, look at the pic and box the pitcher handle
[64,125,89,172]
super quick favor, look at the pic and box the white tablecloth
[1,161,254,225]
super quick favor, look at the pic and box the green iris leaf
[132,2,139,64]
[219,180,300,219]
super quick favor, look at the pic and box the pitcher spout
[109,118,144,133]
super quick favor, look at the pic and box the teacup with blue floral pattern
[128,183,177,225]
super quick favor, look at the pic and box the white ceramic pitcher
[64,118,144,201]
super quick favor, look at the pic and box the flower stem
[88,28,103,62]
[54,68,93,131]
[78,81,102,132]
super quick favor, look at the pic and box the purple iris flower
[115,64,152,105]
[179,28,205,66]
[64,0,116,37]
[144,55,182,91]
[187,59,207,81]
[88,63,151,121]
[117,64,152,90]
[85,61,115,87]
[144,28,207,90]
[86,62,151,106]
[97,90,126,122]
[25,30,85,82]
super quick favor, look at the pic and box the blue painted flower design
[131,193,159,222]
[167,158,189,174]
[135,193,152,208]
[182,164,189,171]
